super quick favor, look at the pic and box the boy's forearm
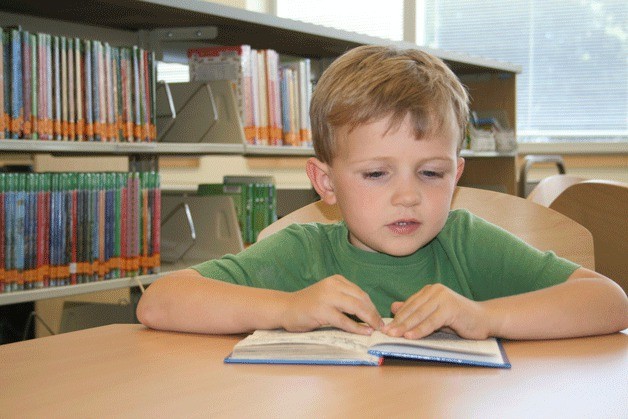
[483,275,628,340]
[136,269,289,334]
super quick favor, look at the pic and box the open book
[225,320,510,368]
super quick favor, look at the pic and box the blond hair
[310,45,469,163]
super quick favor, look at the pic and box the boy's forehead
[336,112,460,146]
[333,114,460,160]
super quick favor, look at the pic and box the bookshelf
[0,0,520,308]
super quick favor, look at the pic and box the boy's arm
[136,269,382,335]
[382,268,628,340]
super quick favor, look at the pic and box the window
[276,0,405,41]
[422,0,627,143]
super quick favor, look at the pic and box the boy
[137,45,627,340]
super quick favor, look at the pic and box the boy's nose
[391,179,420,207]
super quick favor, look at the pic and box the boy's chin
[372,242,425,257]
[383,247,422,257]
[383,236,437,256]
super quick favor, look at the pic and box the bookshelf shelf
[244,145,315,157]
[0,140,245,156]
[0,275,160,306]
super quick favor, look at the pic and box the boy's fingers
[327,311,375,335]
[402,308,448,339]
[383,298,439,337]
[336,296,383,331]
[333,279,383,330]
[390,301,403,314]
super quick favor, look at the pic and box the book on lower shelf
[224,319,511,368]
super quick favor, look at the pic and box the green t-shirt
[192,209,578,317]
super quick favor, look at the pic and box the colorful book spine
[60,36,68,140]
[52,35,61,140]
[74,38,84,141]
[132,46,141,142]
[0,174,5,292]
[76,172,86,283]
[111,172,122,278]
[24,173,36,288]
[41,173,51,287]
[21,30,31,138]
[98,42,106,142]
[45,34,53,140]
[36,33,46,139]
[29,33,37,140]
[151,172,161,273]
[0,27,5,139]
[10,28,23,139]
[69,174,78,285]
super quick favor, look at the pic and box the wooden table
[1,324,626,418]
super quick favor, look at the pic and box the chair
[526,174,585,207]
[258,186,595,270]
[518,155,567,197]
[548,180,628,291]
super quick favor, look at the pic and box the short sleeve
[441,210,579,301]
[190,223,331,292]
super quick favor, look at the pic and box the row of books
[1,26,157,142]
[188,45,312,147]
[198,176,277,244]
[0,171,160,293]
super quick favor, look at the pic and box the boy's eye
[420,170,444,179]
[363,171,386,179]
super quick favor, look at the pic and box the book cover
[225,320,510,368]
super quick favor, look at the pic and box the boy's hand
[381,284,492,340]
[280,275,383,335]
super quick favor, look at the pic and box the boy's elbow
[136,293,167,330]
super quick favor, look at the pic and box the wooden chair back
[259,186,595,270]
[549,180,628,290]
[527,174,585,207]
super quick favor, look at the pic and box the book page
[234,327,371,354]
[368,320,498,356]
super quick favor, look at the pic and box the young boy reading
[137,45,628,340]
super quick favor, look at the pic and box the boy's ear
[455,157,465,184]
[306,158,337,204]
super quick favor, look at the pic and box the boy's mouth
[387,220,420,235]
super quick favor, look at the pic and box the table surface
[1,324,626,418]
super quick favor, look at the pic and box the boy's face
[310,113,464,257]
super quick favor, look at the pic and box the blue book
[10,28,23,139]
[225,319,510,368]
